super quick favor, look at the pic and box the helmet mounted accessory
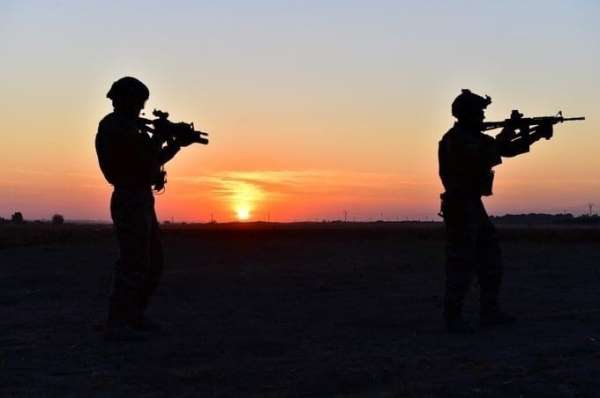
[451,89,492,122]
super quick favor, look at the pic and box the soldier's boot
[104,321,148,343]
[105,285,148,342]
[480,305,516,328]
[131,286,164,333]
[129,316,164,333]
[446,315,476,334]
[444,272,475,334]
[479,277,515,327]
[444,300,475,334]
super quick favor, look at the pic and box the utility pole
[344,210,348,222]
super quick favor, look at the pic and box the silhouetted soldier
[95,77,181,341]
[438,89,551,333]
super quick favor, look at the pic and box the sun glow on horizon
[236,207,251,221]
[223,176,266,221]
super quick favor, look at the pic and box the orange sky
[1,1,599,222]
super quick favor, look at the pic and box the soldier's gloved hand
[165,135,181,150]
[496,126,516,144]
[535,123,553,140]
[176,135,195,147]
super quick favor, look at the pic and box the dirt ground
[2,223,600,397]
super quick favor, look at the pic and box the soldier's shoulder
[96,114,124,149]
[441,126,474,144]
[98,113,118,132]
[440,126,456,142]
[97,112,135,137]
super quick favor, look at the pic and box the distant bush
[11,212,24,224]
[490,213,600,225]
[52,214,65,225]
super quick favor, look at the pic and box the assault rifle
[483,110,584,140]
[140,109,209,146]
[139,109,209,192]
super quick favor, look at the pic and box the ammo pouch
[480,170,494,196]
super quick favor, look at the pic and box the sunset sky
[1,1,598,222]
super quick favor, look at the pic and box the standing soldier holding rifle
[95,76,208,342]
[438,89,583,333]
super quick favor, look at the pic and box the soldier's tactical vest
[438,126,499,198]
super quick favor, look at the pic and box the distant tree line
[0,212,66,225]
[491,213,600,225]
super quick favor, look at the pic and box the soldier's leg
[443,200,479,322]
[444,231,478,320]
[140,208,164,313]
[107,258,132,324]
[475,217,503,313]
[476,211,515,326]
[108,191,153,326]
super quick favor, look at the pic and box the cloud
[172,169,437,205]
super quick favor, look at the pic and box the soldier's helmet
[106,76,149,101]
[451,89,491,120]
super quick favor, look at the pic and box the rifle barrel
[562,117,585,121]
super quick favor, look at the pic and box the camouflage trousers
[440,194,503,320]
[108,188,163,325]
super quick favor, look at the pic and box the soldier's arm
[157,138,181,165]
[97,121,143,171]
[493,126,531,158]
[468,135,502,168]
[496,137,530,158]
[494,124,552,158]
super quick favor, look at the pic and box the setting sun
[236,207,250,221]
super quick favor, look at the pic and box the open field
[2,223,600,397]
